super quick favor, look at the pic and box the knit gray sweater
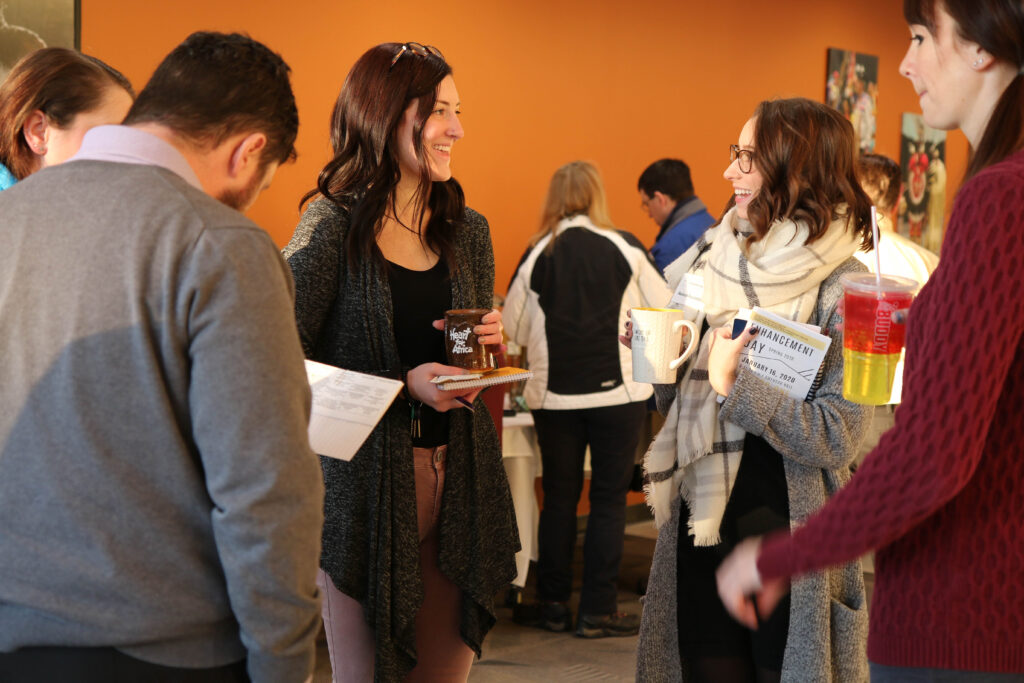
[0,160,324,682]
[637,258,871,682]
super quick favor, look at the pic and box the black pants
[532,401,646,615]
[0,647,249,683]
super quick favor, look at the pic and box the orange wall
[81,0,966,293]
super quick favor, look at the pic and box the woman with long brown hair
[283,43,516,682]
[0,47,133,189]
[717,2,1024,680]
[635,97,874,682]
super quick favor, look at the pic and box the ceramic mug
[630,307,699,384]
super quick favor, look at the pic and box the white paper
[736,307,831,401]
[305,360,404,461]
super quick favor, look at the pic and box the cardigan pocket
[829,597,869,682]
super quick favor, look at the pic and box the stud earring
[973,57,984,68]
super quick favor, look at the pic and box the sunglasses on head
[390,42,445,70]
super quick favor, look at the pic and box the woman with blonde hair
[504,160,670,637]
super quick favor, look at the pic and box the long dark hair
[746,98,873,251]
[302,43,464,271]
[0,47,134,180]
[904,0,1024,179]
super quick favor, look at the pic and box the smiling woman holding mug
[635,97,875,683]
[284,42,517,682]
[716,1,1024,680]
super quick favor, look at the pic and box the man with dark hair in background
[0,32,322,683]
[638,158,715,273]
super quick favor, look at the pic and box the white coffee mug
[630,307,699,384]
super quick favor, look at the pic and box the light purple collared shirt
[71,125,203,190]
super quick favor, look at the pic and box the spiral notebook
[430,366,533,391]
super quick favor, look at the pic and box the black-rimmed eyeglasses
[729,145,756,174]
[390,42,445,70]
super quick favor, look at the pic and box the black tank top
[386,258,451,448]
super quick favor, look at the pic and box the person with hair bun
[717,1,1024,680]
[284,42,516,682]
[0,47,133,189]
[635,97,874,682]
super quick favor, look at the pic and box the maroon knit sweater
[758,149,1024,673]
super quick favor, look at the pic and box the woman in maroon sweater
[716,0,1024,680]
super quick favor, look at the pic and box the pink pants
[318,445,475,682]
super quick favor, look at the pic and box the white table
[502,412,540,588]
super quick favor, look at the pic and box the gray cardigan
[284,200,519,681]
[637,258,871,683]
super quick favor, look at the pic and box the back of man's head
[637,158,694,203]
[124,32,298,168]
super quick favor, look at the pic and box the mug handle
[668,320,699,370]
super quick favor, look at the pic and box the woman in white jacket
[504,160,671,638]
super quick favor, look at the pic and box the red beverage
[841,273,917,405]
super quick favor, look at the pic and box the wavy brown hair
[0,47,133,180]
[302,43,463,272]
[745,98,873,251]
[904,0,1024,180]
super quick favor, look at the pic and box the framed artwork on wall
[825,47,879,153]
[0,0,79,82]
[898,113,947,255]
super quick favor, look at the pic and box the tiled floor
[468,522,655,682]
[315,516,873,682]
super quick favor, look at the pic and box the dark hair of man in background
[123,31,298,169]
[637,158,695,203]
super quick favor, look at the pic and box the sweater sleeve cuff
[719,363,784,436]
[756,529,795,581]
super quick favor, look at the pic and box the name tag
[668,273,704,321]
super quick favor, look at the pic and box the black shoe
[513,600,572,633]
[504,585,524,608]
[575,611,640,638]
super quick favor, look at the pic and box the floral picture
[826,47,879,153]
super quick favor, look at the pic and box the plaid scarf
[644,207,859,543]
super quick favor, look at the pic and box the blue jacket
[650,196,714,273]
[0,163,16,191]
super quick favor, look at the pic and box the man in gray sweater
[0,32,323,683]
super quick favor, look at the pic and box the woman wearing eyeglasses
[283,43,517,682]
[633,97,874,683]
